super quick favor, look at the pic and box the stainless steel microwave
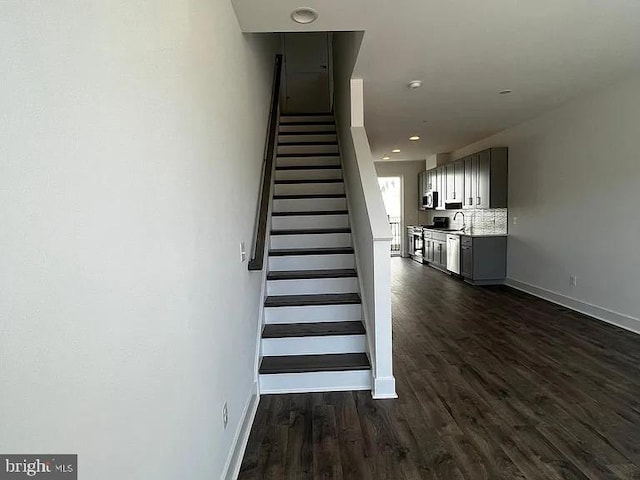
[422,191,438,209]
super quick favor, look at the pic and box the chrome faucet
[453,211,466,231]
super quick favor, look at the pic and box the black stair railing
[249,54,283,271]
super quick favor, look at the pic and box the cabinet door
[453,160,464,202]
[476,150,491,209]
[445,164,456,202]
[463,156,475,209]
[418,172,426,209]
[461,244,473,278]
[435,166,446,209]
[425,239,434,262]
[426,169,434,192]
[439,241,447,267]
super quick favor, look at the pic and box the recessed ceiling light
[499,89,512,95]
[409,136,420,141]
[382,155,390,160]
[291,7,318,24]
[392,149,401,153]
[408,80,422,89]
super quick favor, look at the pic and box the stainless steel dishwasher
[446,234,461,274]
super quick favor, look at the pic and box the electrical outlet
[570,275,577,287]
[222,402,228,429]
[513,216,518,225]
[240,242,246,262]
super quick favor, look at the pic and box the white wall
[0,2,278,478]
[453,73,640,330]
[333,32,396,399]
[374,161,430,254]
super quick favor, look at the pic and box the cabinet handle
[477,196,481,204]
[468,197,473,204]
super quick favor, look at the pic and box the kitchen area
[407,147,509,285]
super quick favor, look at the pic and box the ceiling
[232,0,640,161]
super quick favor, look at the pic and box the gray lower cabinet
[424,230,447,269]
[460,235,507,285]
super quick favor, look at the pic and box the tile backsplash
[426,208,508,234]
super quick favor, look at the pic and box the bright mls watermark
[0,455,76,479]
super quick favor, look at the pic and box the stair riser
[264,304,362,324]
[275,169,342,181]
[276,156,341,168]
[259,369,371,394]
[267,277,358,296]
[279,124,336,133]
[262,334,367,357]
[270,233,351,250]
[277,144,338,155]
[268,254,355,271]
[271,214,348,230]
[278,134,337,144]
[280,115,334,124]
[273,197,347,212]
[274,182,345,196]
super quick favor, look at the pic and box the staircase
[258,113,372,394]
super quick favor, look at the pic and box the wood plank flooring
[239,258,640,479]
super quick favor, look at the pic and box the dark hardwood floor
[239,258,640,479]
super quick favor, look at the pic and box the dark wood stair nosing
[278,141,338,146]
[267,268,357,281]
[278,131,337,136]
[277,153,340,158]
[269,247,354,257]
[264,293,361,308]
[259,353,370,375]
[262,321,365,339]
[274,179,343,185]
[270,228,351,236]
[273,193,346,199]
[271,210,348,217]
[275,165,342,171]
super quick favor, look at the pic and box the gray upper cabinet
[463,156,474,209]
[463,147,508,210]
[418,171,427,209]
[418,147,506,211]
[445,160,464,204]
[435,166,446,210]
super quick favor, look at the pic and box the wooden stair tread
[259,353,370,374]
[271,228,350,236]
[271,210,348,217]
[262,321,365,339]
[267,269,357,280]
[277,153,339,158]
[269,247,354,256]
[273,193,345,199]
[265,293,361,307]
[278,131,337,135]
[275,165,341,170]
[274,179,343,185]
[278,141,338,146]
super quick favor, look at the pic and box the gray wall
[0,2,279,478]
[375,160,430,255]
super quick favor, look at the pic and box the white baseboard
[505,278,640,335]
[372,375,398,399]
[222,382,260,480]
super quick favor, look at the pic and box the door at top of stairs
[282,32,332,114]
